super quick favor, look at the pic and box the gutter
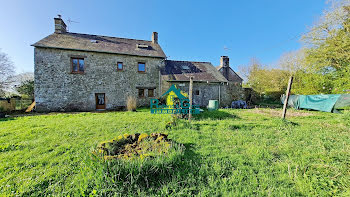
[31,45,166,59]
[165,80,226,83]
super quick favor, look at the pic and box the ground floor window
[138,89,145,98]
[148,89,154,97]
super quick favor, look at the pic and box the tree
[242,58,290,100]
[0,50,15,96]
[236,1,350,98]
[16,79,34,98]
[277,49,306,73]
[301,0,350,94]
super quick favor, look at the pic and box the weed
[126,96,137,111]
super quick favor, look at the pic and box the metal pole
[282,76,293,119]
[218,84,221,107]
[189,76,193,122]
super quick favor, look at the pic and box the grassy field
[1,108,350,196]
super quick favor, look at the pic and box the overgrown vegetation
[0,109,349,196]
[126,96,137,111]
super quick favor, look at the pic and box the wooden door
[95,93,106,109]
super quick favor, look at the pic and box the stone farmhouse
[32,16,243,112]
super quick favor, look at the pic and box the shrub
[126,96,137,111]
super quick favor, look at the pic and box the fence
[0,97,33,112]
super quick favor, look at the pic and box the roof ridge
[65,32,153,43]
[166,60,212,64]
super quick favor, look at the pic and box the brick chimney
[54,15,67,33]
[220,56,230,80]
[152,32,158,44]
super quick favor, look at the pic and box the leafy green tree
[243,58,290,100]
[16,80,34,98]
[238,1,350,98]
[301,1,350,94]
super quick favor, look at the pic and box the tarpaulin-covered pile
[281,94,350,113]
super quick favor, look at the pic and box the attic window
[137,44,149,49]
[90,40,98,43]
[182,65,190,70]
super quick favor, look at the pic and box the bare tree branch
[0,49,15,96]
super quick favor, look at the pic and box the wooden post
[282,76,293,119]
[189,76,194,122]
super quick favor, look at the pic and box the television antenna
[66,17,80,31]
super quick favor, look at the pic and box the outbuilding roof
[216,65,243,82]
[161,60,228,83]
[32,32,166,58]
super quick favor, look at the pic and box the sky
[0,0,328,74]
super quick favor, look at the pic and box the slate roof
[161,60,228,83]
[216,65,243,81]
[32,32,166,58]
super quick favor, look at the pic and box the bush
[126,96,137,111]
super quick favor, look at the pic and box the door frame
[95,93,106,110]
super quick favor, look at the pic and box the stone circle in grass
[93,133,171,160]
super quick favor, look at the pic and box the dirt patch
[251,108,312,117]
[93,133,171,160]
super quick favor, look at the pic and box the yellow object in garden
[138,133,149,142]
[117,135,123,140]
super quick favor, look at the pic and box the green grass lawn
[1,108,350,196]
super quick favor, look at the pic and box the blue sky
[0,0,327,74]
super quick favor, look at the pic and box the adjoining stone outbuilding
[32,16,243,112]
[160,58,243,107]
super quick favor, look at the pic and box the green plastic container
[208,100,219,111]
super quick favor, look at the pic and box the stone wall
[220,82,245,107]
[34,47,163,112]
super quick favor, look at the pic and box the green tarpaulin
[281,94,350,113]
[298,95,341,112]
